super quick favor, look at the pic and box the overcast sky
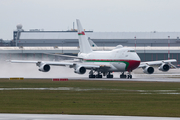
[0,0,180,39]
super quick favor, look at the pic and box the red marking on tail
[78,31,85,35]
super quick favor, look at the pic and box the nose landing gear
[127,74,132,79]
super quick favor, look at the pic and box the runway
[0,114,179,120]
[67,75,180,82]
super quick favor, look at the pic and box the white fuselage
[78,47,141,72]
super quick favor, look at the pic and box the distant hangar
[12,24,180,47]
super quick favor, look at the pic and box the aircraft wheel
[127,75,132,79]
[130,75,132,79]
[96,75,102,78]
[89,75,95,78]
[120,75,126,79]
[120,75,122,78]
[107,75,113,78]
[99,75,102,78]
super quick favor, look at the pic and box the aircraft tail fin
[76,19,92,53]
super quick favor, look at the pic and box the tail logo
[78,31,85,35]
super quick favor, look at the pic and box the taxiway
[0,114,179,120]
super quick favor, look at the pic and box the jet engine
[143,66,154,74]
[158,63,170,72]
[39,64,50,72]
[74,66,86,74]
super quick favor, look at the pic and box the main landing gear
[89,70,113,78]
[89,70,133,79]
[120,72,132,79]
[106,72,113,78]
[89,69,95,78]
[89,70,102,78]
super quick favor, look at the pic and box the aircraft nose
[126,53,141,71]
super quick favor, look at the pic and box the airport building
[12,24,180,47]
[1,24,180,65]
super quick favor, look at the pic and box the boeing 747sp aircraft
[9,19,177,79]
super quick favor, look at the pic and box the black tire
[120,75,126,79]
[89,75,95,78]
[89,75,92,78]
[127,75,132,79]
[95,75,99,78]
[107,75,113,78]
[96,75,102,78]
[99,75,102,78]
[130,75,132,79]
[120,75,123,78]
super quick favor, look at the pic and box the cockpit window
[128,50,135,52]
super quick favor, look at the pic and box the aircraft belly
[112,62,126,71]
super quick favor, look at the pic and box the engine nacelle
[158,63,170,72]
[143,66,154,74]
[74,66,86,74]
[39,64,50,72]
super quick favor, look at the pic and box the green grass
[0,79,180,117]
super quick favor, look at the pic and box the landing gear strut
[95,71,102,78]
[120,72,126,78]
[107,72,113,78]
[89,69,95,78]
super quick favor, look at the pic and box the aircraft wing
[139,59,177,68]
[44,53,83,59]
[8,60,109,69]
[9,60,74,67]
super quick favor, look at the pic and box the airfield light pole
[134,36,136,51]
[168,36,170,59]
